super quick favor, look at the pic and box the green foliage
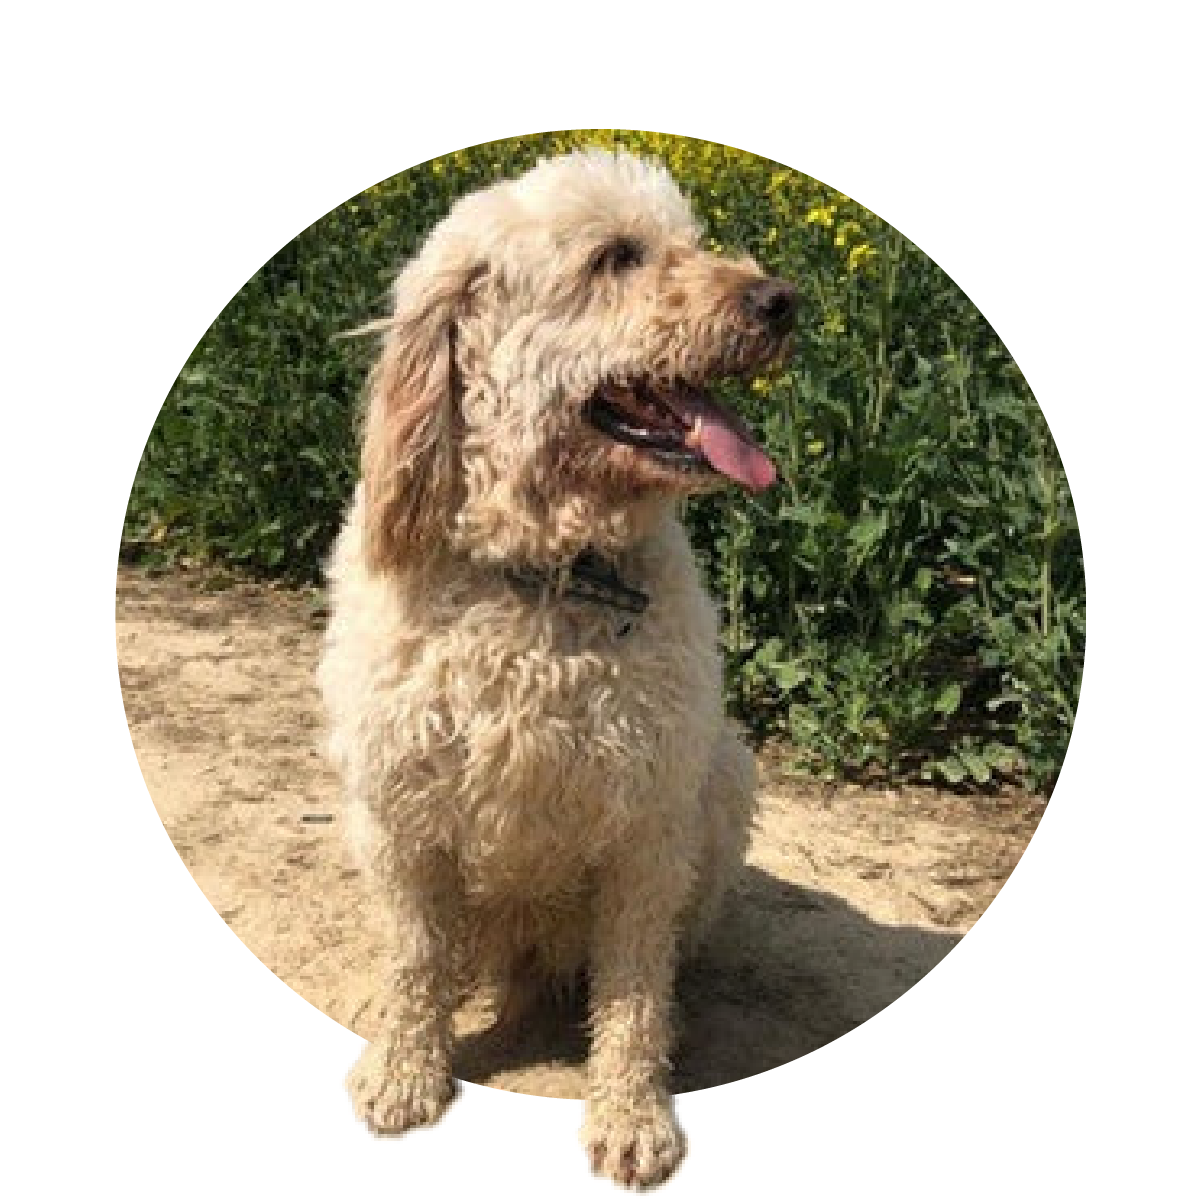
[122,130,1084,794]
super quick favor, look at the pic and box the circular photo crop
[117,128,1083,1184]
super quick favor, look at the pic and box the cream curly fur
[318,149,792,1188]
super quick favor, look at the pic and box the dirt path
[115,567,1044,1097]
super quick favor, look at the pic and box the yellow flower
[848,244,875,271]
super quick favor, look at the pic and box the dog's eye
[593,239,644,276]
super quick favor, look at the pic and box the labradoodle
[318,148,797,1187]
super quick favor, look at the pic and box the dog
[317,148,797,1187]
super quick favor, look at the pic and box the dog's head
[361,149,797,570]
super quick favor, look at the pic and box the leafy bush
[123,130,1084,794]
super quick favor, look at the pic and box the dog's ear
[360,240,477,571]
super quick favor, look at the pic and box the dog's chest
[438,595,721,886]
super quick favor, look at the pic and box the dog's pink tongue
[696,415,777,492]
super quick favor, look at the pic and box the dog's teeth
[684,417,703,449]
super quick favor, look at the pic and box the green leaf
[937,756,967,785]
[772,660,803,691]
[933,683,962,716]
[961,750,994,785]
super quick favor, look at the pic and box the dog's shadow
[452,865,960,1096]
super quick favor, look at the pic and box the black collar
[503,549,649,616]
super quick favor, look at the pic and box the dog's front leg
[583,845,692,1188]
[348,848,460,1134]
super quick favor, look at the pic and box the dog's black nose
[742,277,798,334]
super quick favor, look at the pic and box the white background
[3,3,1198,1198]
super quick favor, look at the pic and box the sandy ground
[115,566,1045,1097]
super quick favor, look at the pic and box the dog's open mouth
[585,378,776,492]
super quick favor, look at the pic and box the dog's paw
[582,1096,686,1189]
[347,1041,455,1135]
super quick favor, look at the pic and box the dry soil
[116,566,1044,1097]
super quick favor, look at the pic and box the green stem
[785,377,804,643]
[872,227,903,440]
[1038,432,1055,639]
